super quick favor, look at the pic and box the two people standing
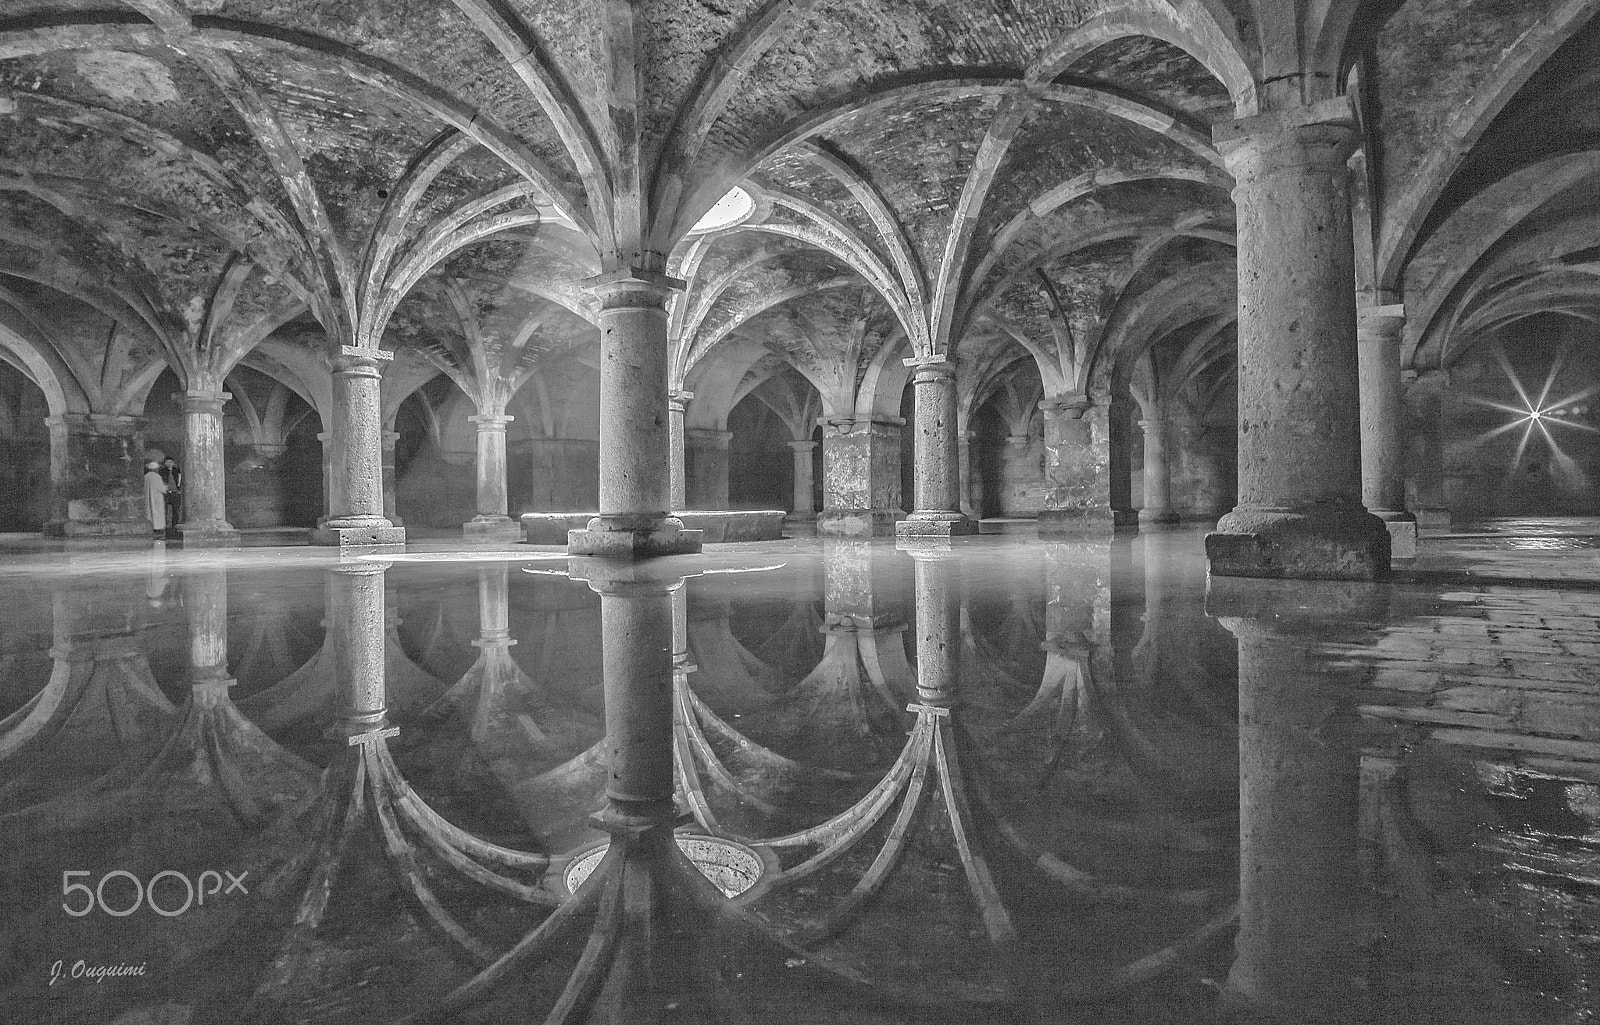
[143,455,183,539]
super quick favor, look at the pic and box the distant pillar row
[1206,100,1390,580]
[1358,302,1418,559]
[816,416,903,537]
[177,389,238,545]
[786,440,817,521]
[43,413,149,537]
[1138,414,1179,526]
[311,347,404,546]
[898,357,976,539]
[1403,370,1452,530]
[668,390,691,511]
[464,412,521,540]
[567,269,702,558]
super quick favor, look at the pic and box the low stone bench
[520,510,786,546]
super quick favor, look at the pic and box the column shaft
[684,428,732,510]
[1138,415,1179,525]
[816,417,904,537]
[897,359,975,538]
[599,581,678,813]
[465,413,521,539]
[787,440,817,519]
[1206,101,1389,579]
[567,270,701,557]
[312,348,404,545]
[381,429,403,527]
[668,391,689,511]
[1037,400,1115,534]
[1403,372,1452,529]
[177,390,237,543]
[43,413,149,537]
[328,562,392,735]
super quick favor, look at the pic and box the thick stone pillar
[816,416,904,537]
[381,429,403,528]
[1138,415,1179,526]
[1403,370,1452,530]
[1037,399,1114,535]
[311,347,404,546]
[684,427,732,510]
[567,270,702,557]
[1206,100,1389,580]
[464,412,521,540]
[786,440,817,522]
[176,390,238,545]
[1209,578,1381,1023]
[668,390,691,511]
[185,566,233,692]
[42,413,149,537]
[1175,422,1233,519]
[898,358,976,539]
[1358,302,1417,559]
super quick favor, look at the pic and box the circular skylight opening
[690,186,754,234]
[562,834,767,898]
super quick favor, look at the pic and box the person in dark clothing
[161,457,183,538]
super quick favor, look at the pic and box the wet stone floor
[0,522,1596,1024]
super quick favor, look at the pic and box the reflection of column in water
[328,559,392,737]
[1210,578,1385,1022]
[906,543,961,707]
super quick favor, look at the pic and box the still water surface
[1,531,1595,1023]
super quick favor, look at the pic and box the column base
[1206,504,1391,581]
[895,514,977,538]
[1413,507,1451,531]
[566,516,703,558]
[176,523,240,548]
[463,516,523,541]
[1037,507,1117,537]
[816,507,903,538]
[1138,508,1181,526]
[309,522,407,547]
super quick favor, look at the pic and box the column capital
[469,413,514,429]
[1039,395,1092,420]
[1357,303,1406,341]
[668,389,694,412]
[176,390,230,415]
[46,411,145,435]
[584,267,685,310]
[334,345,392,375]
[1213,97,1357,182]
[786,439,818,453]
[684,427,733,450]
[903,355,956,382]
[1402,367,1450,393]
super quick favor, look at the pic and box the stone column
[1358,302,1417,559]
[956,429,978,519]
[42,412,150,537]
[684,427,733,510]
[1176,422,1233,519]
[668,390,691,511]
[817,416,904,537]
[381,429,403,528]
[786,440,817,522]
[176,389,238,545]
[898,358,975,539]
[465,412,521,540]
[311,347,404,546]
[1209,577,1381,1022]
[1037,398,1114,535]
[1206,99,1389,580]
[316,429,333,527]
[1403,370,1452,530]
[1138,414,1179,526]
[567,270,702,557]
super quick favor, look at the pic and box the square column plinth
[567,516,703,558]
[464,516,523,541]
[310,523,407,547]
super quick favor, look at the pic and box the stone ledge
[523,511,784,547]
[464,517,524,541]
[894,517,977,538]
[816,507,903,538]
